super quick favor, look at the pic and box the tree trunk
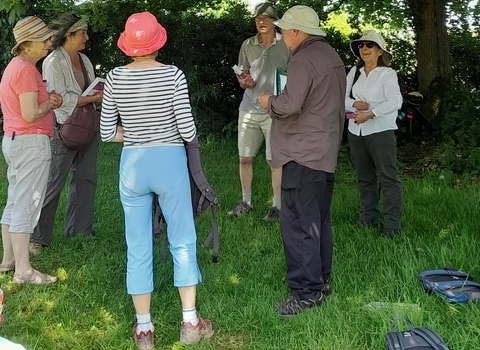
[408,0,452,120]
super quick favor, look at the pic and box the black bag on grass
[153,136,219,262]
[385,315,450,350]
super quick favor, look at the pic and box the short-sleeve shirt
[0,57,54,138]
[238,33,289,114]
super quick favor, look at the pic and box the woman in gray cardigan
[30,13,103,254]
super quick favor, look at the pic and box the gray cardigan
[42,47,96,124]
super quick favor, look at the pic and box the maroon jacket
[267,36,346,173]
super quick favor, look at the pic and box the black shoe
[275,293,324,318]
[261,206,280,223]
[358,220,378,229]
[322,280,331,296]
[227,201,253,217]
[382,228,400,238]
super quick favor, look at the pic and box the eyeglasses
[358,42,376,49]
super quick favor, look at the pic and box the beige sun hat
[11,16,57,55]
[350,30,392,60]
[274,5,326,37]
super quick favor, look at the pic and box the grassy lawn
[0,137,479,349]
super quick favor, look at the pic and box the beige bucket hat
[350,30,392,60]
[274,5,326,36]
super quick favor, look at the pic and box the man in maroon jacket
[259,5,346,317]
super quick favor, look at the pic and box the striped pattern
[12,16,56,53]
[100,65,196,147]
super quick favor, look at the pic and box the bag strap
[78,54,91,92]
[390,315,414,332]
[203,204,219,263]
[349,66,361,99]
[411,328,450,350]
[185,137,219,263]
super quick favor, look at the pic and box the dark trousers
[31,128,98,246]
[348,130,402,230]
[280,161,334,300]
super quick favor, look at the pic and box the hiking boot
[227,201,253,217]
[131,324,154,350]
[180,315,214,344]
[29,242,43,256]
[275,293,324,318]
[382,228,400,238]
[261,206,280,223]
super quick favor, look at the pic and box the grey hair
[49,13,85,50]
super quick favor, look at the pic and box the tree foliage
[0,0,479,149]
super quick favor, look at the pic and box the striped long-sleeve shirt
[100,65,196,147]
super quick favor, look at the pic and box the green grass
[1,137,480,350]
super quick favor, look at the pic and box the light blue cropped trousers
[119,145,202,295]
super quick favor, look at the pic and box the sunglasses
[358,42,376,49]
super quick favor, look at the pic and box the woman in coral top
[0,16,62,285]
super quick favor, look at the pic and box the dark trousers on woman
[280,161,334,301]
[31,128,98,246]
[348,130,402,230]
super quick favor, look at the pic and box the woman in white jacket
[345,30,403,238]
[30,13,103,253]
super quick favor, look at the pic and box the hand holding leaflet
[81,77,105,96]
[346,112,356,119]
[232,65,256,87]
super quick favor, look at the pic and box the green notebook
[274,67,287,95]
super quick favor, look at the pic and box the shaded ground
[397,134,438,177]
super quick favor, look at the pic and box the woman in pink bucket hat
[100,12,213,349]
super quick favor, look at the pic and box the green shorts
[238,111,272,160]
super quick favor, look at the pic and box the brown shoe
[131,324,154,350]
[180,314,214,344]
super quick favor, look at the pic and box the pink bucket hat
[117,12,167,56]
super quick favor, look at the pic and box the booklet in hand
[81,77,105,96]
[274,67,287,95]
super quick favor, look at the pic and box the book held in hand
[81,77,105,96]
[274,67,287,95]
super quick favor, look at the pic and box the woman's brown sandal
[0,262,15,273]
[13,270,57,285]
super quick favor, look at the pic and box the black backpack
[385,315,450,350]
[153,136,219,262]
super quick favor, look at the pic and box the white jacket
[345,66,403,136]
[42,47,96,124]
